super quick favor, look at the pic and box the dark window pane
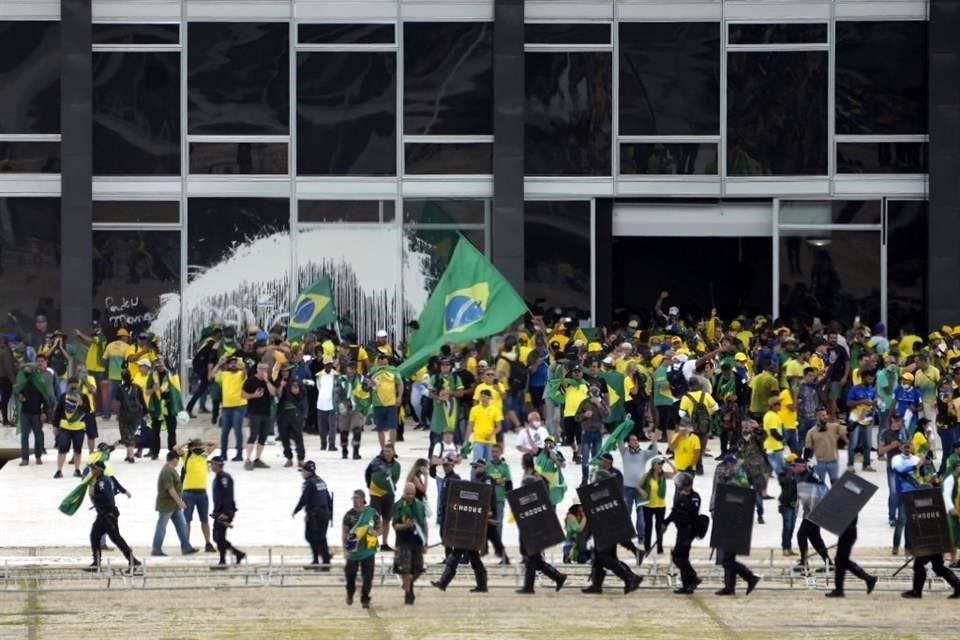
[93,52,180,175]
[727,51,827,175]
[93,201,179,224]
[403,199,485,225]
[190,143,287,174]
[525,23,610,44]
[297,51,396,175]
[404,22,493,135]
[404,143,492,175]
[837,21,927,135]
[298,23,394,44]
[92,230,180,343]
[524,201,590,316]
[526,51,611,175]
[619,143,717,175]
[0,198,61,331]
[779,200,881,225]
[0,142,60,173]
[837,142,928,174]
[187,198,289,278]
[619,22,719,135]
[887,201,927,335]
[779,230,880,328]
[188,23,289,134]
[404,226,485,294]
[0,21,60,134]
[92,23,179,44]
[299,200,382,223]
[729,23,827,44]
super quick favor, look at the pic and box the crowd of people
[6,294,960,604]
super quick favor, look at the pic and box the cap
[599,452,614,462]
[602,356,614,365]
[471,458,487,467]
[376,329,388,338]
[734,352,748,362]
[136,358,151,367]
[299,460,316,472]
[116,328,129,337]
[478,360,489,368]
[209,455,226,464]
[901,372,915,382]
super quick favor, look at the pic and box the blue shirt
[893,385,921,419]
[527,349,549,387]
[845,384,876,425]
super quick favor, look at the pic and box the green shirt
[343,506,381,561]
[392,496,427,541]
[486,458,512,503]
[156,464,182,512]
[653,364,673,407]
[429,373,463,434]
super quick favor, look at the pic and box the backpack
[667,366,688,397]
[499,355,529,393]
[684,391,712,436]
[117,384,143,423]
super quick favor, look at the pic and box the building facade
[0,0,956,366]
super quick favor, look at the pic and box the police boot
[516,565,536,594]
[431,562,456,592]
[352,445,362,460]
[943,566,960,597]
[470,566,488,592]
[542,563,568,592]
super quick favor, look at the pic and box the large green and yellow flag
[288,276,336,342]
[399,238,527,378]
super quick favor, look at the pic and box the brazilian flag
[600,370,626,424]
[589,416,635,467]
[288,277,336,342]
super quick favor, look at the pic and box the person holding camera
[342,489,382,608]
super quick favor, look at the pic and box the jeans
[622,486,645,541]
[846,423,873,467]
[779,504,797,550]
[493,500,505,540]
[220,406,246,457]
[410,381,426,424]
[19,413,44,460]
[101,379,121,419]
[939,425,960,475]
[152,509,192,554]
[784,429,800,456]
[767,449,785,476]
[887,468,899,523]
[798,417,816,452]
[815,460,840,485]
[580,430,603,482]
[472,442,493,463]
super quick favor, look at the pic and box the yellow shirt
[59,414,86,431]
[473,382,504,407]
[679,390,718,418]
[562,382,589,418]
[465,356,478,376]
[778,389,798,429]
[672,433,701,471]
[912,431,929,456]
[219,370,247,408]
[763,410,785,452]
[130,367,149,400]
[646,477,666,508]
[469,403,502,444]
[181,451,208,491]
[84,337,106,372]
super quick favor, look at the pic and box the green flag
[589,416,635,467]
[288,277,336,342]
[400,238,527,378]
[600,370,626,424]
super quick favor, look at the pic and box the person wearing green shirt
[600,359,627,425]
[336,362,368,460]
[876,356,899,431]
[653,360,676,433]
[486,443,513,540]
[749,363,781,418]
[151,451,198,556]
[101,328,132,420]
[428,358,464,449]
[392,482,428,605]
[535,437,567,505]
[341,489,382,609]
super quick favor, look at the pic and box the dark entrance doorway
[611,236,772,324]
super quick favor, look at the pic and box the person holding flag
[145,360,184,458]
[342,489,382,608]
[369,351,404,447]
[427,357,463,451]
[336,360,370,460]
[84,460,140,572]
[365,443,401,551]
[535,436,567,505]
[600,356,627,426]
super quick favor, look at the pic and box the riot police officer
[293,460,333,569]
[665,472,701,594]
[85,461,140,571]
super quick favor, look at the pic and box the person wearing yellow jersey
[778,388,799,454]
[466,389,502,462]
[74,365,100,453]
[669,419,702,473]
[763,396,786,475]
[174,438,218,553]
[638,456,674,554]
[369,350,403,447]
[74,321,106,414]
[101,328,134,420]
[473,369,505,407]
[212,356,252,462]
[561,365,589,463]
[53,393,86,479]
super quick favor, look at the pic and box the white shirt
[516,425,549,453]
[431,440,459,462]
[315,371,336,411]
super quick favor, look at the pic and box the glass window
[887,201,927,335]
[298,200,394,224]
[297,52,396,175]
[727,51,827,175]
[189,142,287,174]
[187,198,289,278]
[92,230,180,342]
[729,23,827,44]
[0,142,60,173]
[0,198,61,331]
[779,230,880,328]
[619,22,720,136]
[404,143,492,175]
[837,142,928,174]
[403,22,493,135]
[525,23,610,44]
[525,202,590,316]
[526,52,612,176]
[0,21,60,134]
[298,23,394,44]
[836,21,927,135]
[619,143,718,175]
[92,23,179,45]
[779,200,881,225]
[93,52,180,175]
[403,199,485,225]
[93,201,179,224]
[188,23,289,135]
[403,226,486,296]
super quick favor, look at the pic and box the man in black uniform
[85,461,140,571]
[292,460,333,570]
[665,472,701,594]
[793,461,833,574]
[210,455,245,569]
[581,468,642,594]
[516,473,567,594]
[431,463,488,593]
[470,459,510,565]
[826,515,878,597]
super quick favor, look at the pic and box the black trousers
[317,410,336,448]
[90,512,133,564]
[345,554,376,602]
[643,506,665,553]
[213,517,235,562]
[913,554,960,593]
[486,522,506,557]
[719,549,755,590]
[834,521,867,591]
[149,415,176,457]
[185,377,209,414]
[0,376,12,423]
[591,545,636,587]
[672,532,698,589]
[523,552,563,590]
[797,519,829,564]
[306,517,331,564]
[278,410,306,462]
[440,548,486,588]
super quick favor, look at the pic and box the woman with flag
[145,359,184,458]
[535,436,567,505]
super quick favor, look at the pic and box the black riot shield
[507,481,565,555]
[903,487,954,557]
[709,483,756,556]
[441,480,492,552]
[806,471,878,536]
[577,476,634,550]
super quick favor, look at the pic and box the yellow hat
[901,372,915,382]
[116,328,129,337]
[785,452,799,464]
[670,335,683,344]
[734,352,748,362]
[941,325,953,337]
[587,342,602,353]
[890,339,900,346]
[730,320,742,331]
[773,327,791,336]
[952,326,960,337]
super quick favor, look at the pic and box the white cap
[627,319,639,329]
[376,329,388,338]
[137,358,151,367]
[668,306,679,316]
[602,356,614,365]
